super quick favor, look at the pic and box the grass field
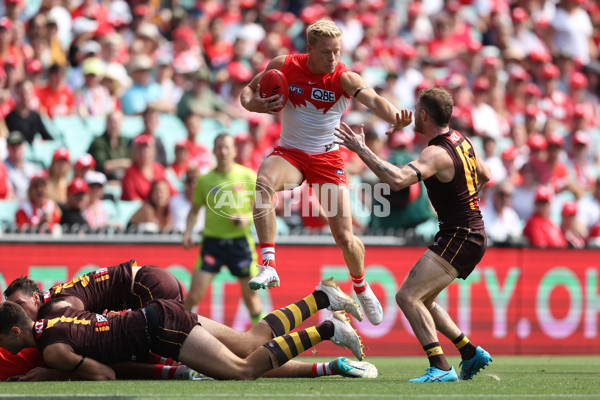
[1,356,599,400]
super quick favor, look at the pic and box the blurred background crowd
[0,0,599,249]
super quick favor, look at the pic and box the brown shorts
[144,299,200,362]
[128,266,184,309]
[428,227,486,279]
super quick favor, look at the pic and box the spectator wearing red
[70,0,111,37]
[60,177,91,229]
[202,16,233,70]
[181,112,212,174]
[538,63,569,122]
[0,17,24,80]
[0,158,13,199]
[566,130,595,191]
[560,201,587,249]
[566,72,599,127]
[47,147,71,205]
[427,13,466,66]
[36,63,74,119]
[0,67,15,119]
[504,67,531,115]
[168,139,190,181]
[121,134,172,201]
[536,133,570,193]
[15,171,61,233]
[523,185,567,248]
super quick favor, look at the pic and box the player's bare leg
[396,251,459,381]
[238,276,265,324]
[317,183,383,325]
[183,270,215,310]
[250,156,303,290]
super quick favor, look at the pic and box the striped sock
[148,352,180,366]
[452,333,477,360]
[153,365,186,380]
[351,273,367,294]
[424,342,450,371]
[260,242,276,267]
[311,362,333,377]
[263,291,329,336]
[263,321,334,367]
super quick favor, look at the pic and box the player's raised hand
[386,109,413,136]
[334,122,366,154]
[247,84,284,115]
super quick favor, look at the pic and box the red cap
[240,0,256,8]
[68,177,89,195]
[133,4,149,16]
[447,73,467,89]
[525,104,540,118]
[446,0,461,13]
[570,72,588,89]
[473,77,490,92]
[5,0,23,4]
[408,1,421,15]
[281,12,297,26]
[482,56,500,68]
[338,0,356,10]
[509,68,530,81]
[501,145,518,161]
[368,0,386,10]
[573,104,587,118]
[30,170,49,183]
[227,61,253,83]
[562,201,578,217]
[511,7,529,22]
[235,131,252,144]
[534,185,554,202]
[53,147,71,162]
[546,133,565,147]
[172,26,195,41]
[529,49,551,63]
[534,15,550,28]
[525,83,541,97]
[401,44,417,59]
[26,59,43,74]
[361,12,378,27]
[248,115,262,126]
[300,5,327,24]
[75,153,97,169]
[389,130,413,148]
[175,138,189,149]
[0,17,13,31]
[527,133,547,150]
[133,134,155,146]
[572,130,590,146]
[266,10,282,23]
[541,63,560,79]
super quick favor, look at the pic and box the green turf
[1,356,599,399]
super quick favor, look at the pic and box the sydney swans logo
[206,180,277,219]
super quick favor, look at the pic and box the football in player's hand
[259,69,289,112]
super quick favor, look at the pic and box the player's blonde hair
[306,19,342,46]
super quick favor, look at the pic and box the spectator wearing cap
[169,167,204,235]
[128,179,172,233]
[87,109,131,181]
[47,148,71,206]
[121,133,172,201]
[15,171,62,233]
[505,67,531,115]
[551,0,595,65]
[426,14,466,66]
[567,72,599,127]
[121,54,173,115]
[538,63,570,122]
[180,113,212,174]
[5,80,53,145]
[74,57,114,118]
[176,68,234,124]
[500,145,520,184]
[471,77,503,139]
[36,64,75,119]
[523,104,544,137]
[83,170,109,230]
[481,179,523,245]
[508,7,548,61]
[137,107,167,166]
[171,25,204,77]
[481,136,506,184]
[523,185,567,248]
[5,131,40,201]
[560,201,587,249]
[60,177,90,230]
[0,17,24,80]
[66,38,102,91]
[333,1,363,54]
[73,153,97,179]
[167,139,190,188]
[25,59,44,88]
[566,130,595,191]
[222,2,266,58]
[70,0,111,37]
[513,162,540,221]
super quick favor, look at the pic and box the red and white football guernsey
[280,54,350,154]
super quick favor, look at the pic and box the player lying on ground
[0,277,376,380]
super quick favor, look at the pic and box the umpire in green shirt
[182,133,264,325]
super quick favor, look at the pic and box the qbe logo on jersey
[311,88,335,102]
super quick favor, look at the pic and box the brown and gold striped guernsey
[423,130,484,230]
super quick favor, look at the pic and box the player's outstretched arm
[43,344,116,380]
[341,71,413,135]
[335,123,448,191]
[240,56,285,114]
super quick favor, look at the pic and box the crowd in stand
[0,0,599,248]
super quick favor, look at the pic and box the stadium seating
[0,199,19,228]
[117,199,143,226]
